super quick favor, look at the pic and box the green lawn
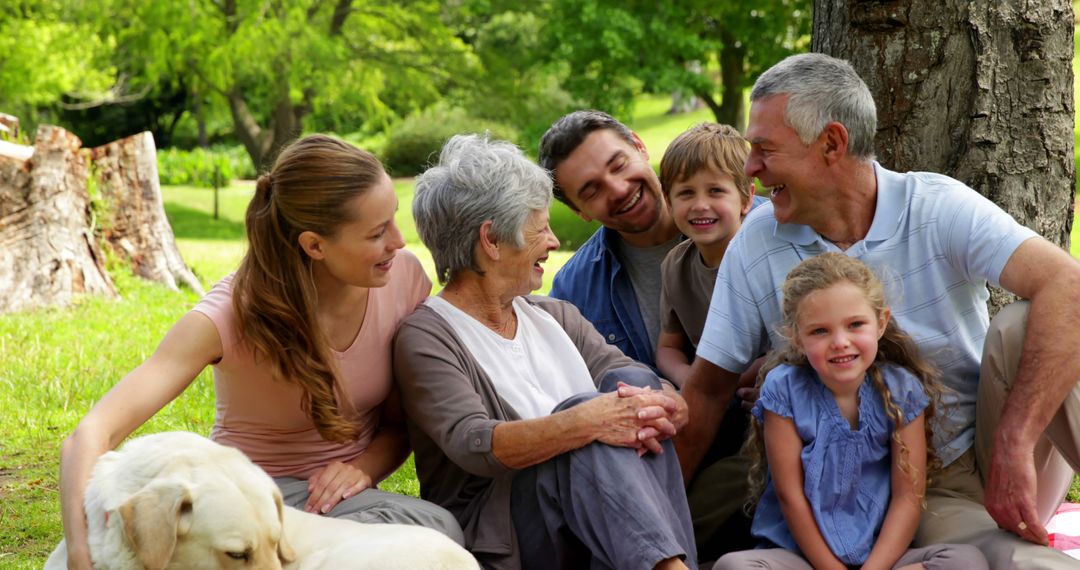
[2,97,1080,567]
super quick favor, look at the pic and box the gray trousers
[509,367,698,570]
[274,476,465,546]
[713,543,988,569]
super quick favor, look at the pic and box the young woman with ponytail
[58,135,463,570]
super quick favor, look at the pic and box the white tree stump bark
[0,125,116,314]
[0,112,20,140]
[91,132,203,295]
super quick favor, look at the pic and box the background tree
[84,0,473,171]
[445,3,578,146]
[813,0,1075,309]
[0,1,114,131]
[542,0,810,130]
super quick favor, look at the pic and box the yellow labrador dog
[45,432,477,570]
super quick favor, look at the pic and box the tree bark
[813,0,1075,311]
[0,112,20,141]
[0,126,116,314]
[91,132,204,296]
[718,30,747,132]
[694,33,748,131]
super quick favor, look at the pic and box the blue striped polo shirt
[697,162,1038,465]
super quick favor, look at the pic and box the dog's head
[115,453,296,569]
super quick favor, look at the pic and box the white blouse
[426,296,596,419]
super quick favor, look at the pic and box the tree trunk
[718,31,747,132]
[91,132,204,296]
[228,89,272,173]
[812,0,1075,311]
[695,35,749,131]
[0,125,116,314]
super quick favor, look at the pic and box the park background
[1,1,1079,566]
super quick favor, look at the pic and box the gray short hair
[414,134,553,284]
[750,53,877,160]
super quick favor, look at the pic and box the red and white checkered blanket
[1049,503,1080,559]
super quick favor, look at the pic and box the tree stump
[0,139,33,162]
[91,132,204,295]
[0,112,20,140]
[0,125,116,314]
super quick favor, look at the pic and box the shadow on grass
[164,202,246,241]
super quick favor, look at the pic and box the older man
[676,52,1080,568]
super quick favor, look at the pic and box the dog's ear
[118,481,193,570]
[273,489,297,563]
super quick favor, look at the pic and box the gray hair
[414,134,553,284]
[750,53,877,160]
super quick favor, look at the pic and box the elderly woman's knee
[597,366,663,393]
[551,366,662,412]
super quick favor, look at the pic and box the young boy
[656,123,758,388]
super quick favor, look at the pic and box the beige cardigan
[393,295,650,569]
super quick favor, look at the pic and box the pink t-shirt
[192,250,431,478]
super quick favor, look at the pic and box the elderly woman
[393,134,697,570]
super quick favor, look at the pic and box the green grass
[0,176,579,566]
[632,94,718,168]
[2,95,1079,567]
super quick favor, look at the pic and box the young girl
[715,253,987,570]
[58,135,462,570]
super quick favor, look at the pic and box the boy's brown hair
[659,123,753,204]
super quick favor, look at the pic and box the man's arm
[673,356,742,482]
[987,237,1080,543]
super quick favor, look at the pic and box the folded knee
[597,366,662,393]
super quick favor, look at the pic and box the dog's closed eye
[225,550,251,562]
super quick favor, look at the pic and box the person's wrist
[565,397,599,443]
[994,422,1038,458]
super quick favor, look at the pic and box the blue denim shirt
[550,225,657,369]
[551,196,768,371]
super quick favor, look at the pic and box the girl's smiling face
[793,280,889,395]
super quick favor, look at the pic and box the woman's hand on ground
[304,461,373,514]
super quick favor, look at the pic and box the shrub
[157,145,256,187]
[382,104,519,177]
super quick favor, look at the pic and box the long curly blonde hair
[744,253,948,512]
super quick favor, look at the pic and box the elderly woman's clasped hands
[590,381,685,455]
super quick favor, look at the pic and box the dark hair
[659,122,753,204]
[537,110,636,208]
[232,134,385,443]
